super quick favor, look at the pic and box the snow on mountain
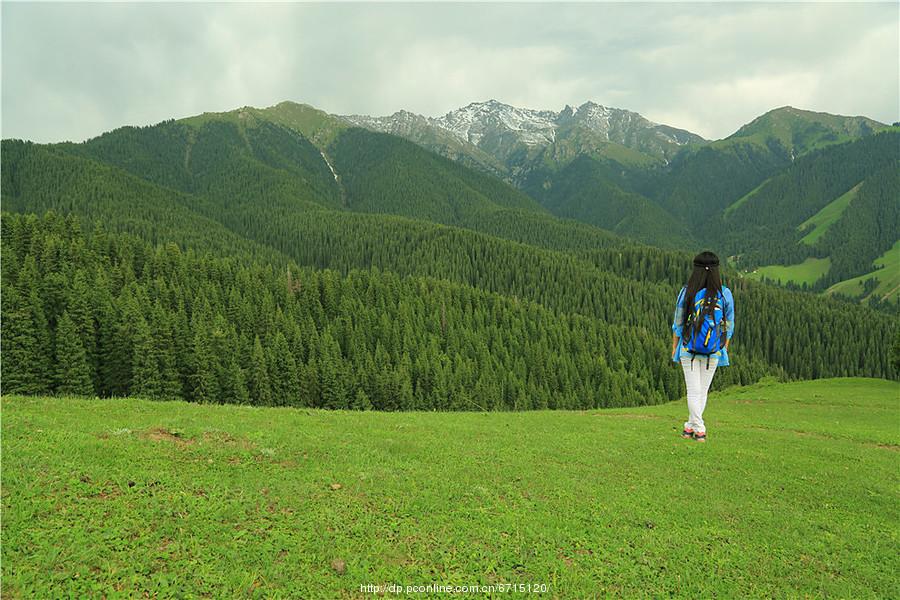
[342,99,705,159]
[433,99,559,147]
[342,109,432,138]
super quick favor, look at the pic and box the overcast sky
[2,2,898,143]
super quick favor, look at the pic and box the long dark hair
[682,251,722,333]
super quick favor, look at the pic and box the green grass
[826,240,900,304]
[179,101,348,148]
[543,127,661,170]
[254,101,349,148]
[3,378,899,598]
[723,179,769,217]
[798,182,862,245]
[723,107,890,156]
[746,257,831,286]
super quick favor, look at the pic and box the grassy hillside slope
[720,130,898,254]
[520,154,695,248]
[3,378,897,598]
[826,240,900,305]
[726,106,888,157]
[798,183,861,246]
[746,257,832,287]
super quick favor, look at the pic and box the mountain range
[343,100,704,174]
[343,100,898,300]
[4,98,898,305]
[341,99,887,177]
[2,97,897,410]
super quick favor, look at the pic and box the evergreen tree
[152,306,183,400]
[191,327,220,403]
[67,271,97,380]
[248,336,273,406]
[54,311,94,395]
[891,327,900,374]
[131,316,163,398]
[351,388,373,410]
[220,356,250,405]
[318,331,346,409]
[2,288,44,395]
[268,332,299,406]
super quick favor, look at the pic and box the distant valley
[341,100,899,306]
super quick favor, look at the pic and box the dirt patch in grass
[557,552,574,567]
[201,430,256,449]
[94,489,121,500]
[91,481,123,500]
[142,427,194,446]
[871,443,900,452]
[202,430,237,443]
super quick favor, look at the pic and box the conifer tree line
[0,212,768,408]
[3,212,897,410]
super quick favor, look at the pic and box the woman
[670,251,734,442]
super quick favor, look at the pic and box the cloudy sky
[2,2,898,143]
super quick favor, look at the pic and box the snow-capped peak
[339,100,706,156]
[433,99,559,146]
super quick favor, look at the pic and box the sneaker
[681,428,694,439]
[693,431,707,442]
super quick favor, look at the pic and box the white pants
[680,354,718,433]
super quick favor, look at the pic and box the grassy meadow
[2,378,898,598]
[797,183,860,246]
[826,240,900,304]
[745,257,832,287]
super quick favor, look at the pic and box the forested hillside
[3,111,632,259]
[522,154,694,247]
[727,106,887,156]
[342,102,897,298]
[0,140,293,265]
[2,103,898,411]
[720,130,899,264]
[716,130,900,300]
[0,212,713,409]
[62,109,546,228]
[344,102,894,257]
[642,136,789,227]
[2,212,895,411]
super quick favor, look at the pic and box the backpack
[682,286,726,360]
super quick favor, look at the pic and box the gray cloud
[2,2,897,142]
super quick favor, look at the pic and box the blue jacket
[672,285,735,366]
